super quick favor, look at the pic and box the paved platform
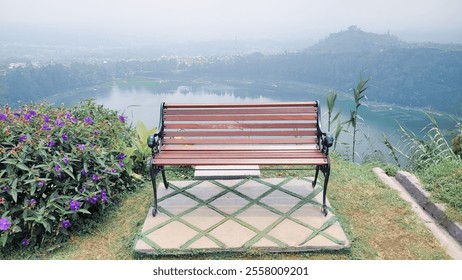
[134,177,350,255]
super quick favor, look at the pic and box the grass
[5,155,450,260]
[416,159,462,224]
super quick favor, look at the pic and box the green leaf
[1,232,8,247]
[79,209,91,214]
[16,163,30,172]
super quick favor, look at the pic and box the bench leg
[149,162,159,217]
[312,166,320,188]
[320,162,331,216]
[161,166,169,189]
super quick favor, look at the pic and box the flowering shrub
[0,99,142,249]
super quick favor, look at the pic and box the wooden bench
[147,101,333,217]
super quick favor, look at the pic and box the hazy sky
[1,0,462,43]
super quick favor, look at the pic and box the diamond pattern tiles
[135,178,350,255]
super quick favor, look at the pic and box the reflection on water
[96,86,275,129]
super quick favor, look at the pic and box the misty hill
[306,25,403,54]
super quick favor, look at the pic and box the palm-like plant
[345,74,370,162]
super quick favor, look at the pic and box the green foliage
[384,113,460,170]
[417,159,462,217]
[345,74,370,162]
[122,120,156,179]
[0,99,144,250]
[325,89,343,151]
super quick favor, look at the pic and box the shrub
[0,99,142,250]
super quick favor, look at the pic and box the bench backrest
[158,102,322,149]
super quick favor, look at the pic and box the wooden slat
[164,130,315,138]
[164,114,317,122]
[164,122,316,130]
[164,101,318,109]
[162,138,317,145]
[157,151,325,159]
[161,144,318,151]
[164,107,316,115]
[153,157,327,166]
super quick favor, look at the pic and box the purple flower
[65,111,71,119]
[28,198,37,207]
[71,116,78,123]
[23,110,36,122]
[42,123,51,131]
[92,174,99,182]
[81,168,88,177]
[86,195,98,204]
[77,144,86,150]
[116,153,125,160]
[84,116,92,125]
[55,118,64,127]
[62,133,68,141]
[93,130,99,136]
[118,115,125,122]
[47,141,56,147]
[63,156,69,165]
[69,200,81,211]
[14,110,21,117]
[43,114,50,123]
[21,239,29,247]
[0,217,12,231]
[19,134,27,142]
[2,186,11,192]
[0,113,7,121]
[111,168,116,173]
[62,219,71,229]
[38,181,44,188]
[100,189,108,203]
[118,161,124,168]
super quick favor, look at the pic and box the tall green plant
[384,113,460,170]
[345,74,370,162]
[326,89,340,132]
[325,89,344,151]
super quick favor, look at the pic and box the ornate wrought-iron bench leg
[312,166,320,188]
[320,161,331,216]
[149,162,159,217]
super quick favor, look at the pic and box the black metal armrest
[322,133,334,148]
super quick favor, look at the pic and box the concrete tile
[253,238,279,248]
[268,219,313,247]
[146,221,198,249]
[236,205,281,231]
[260,189,301,213]
[189,237,221,249]
[209,220,257,248]
[235,180,271,199]
[186,181,225,201]
[161,193,198,215]
[181,206,224,230]
[134,239,152,251]
[283,178,314,197]
[291,204,329,228]
[210,192,250,215]
[139,208,172,233]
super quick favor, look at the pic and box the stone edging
[395,171,462,246]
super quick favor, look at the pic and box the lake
[47,78,459,163]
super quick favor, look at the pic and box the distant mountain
[305,25,404,54]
